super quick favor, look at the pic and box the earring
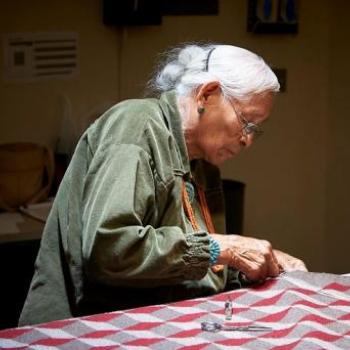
[197,106,205,115]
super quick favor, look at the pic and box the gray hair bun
[153,44,211,93]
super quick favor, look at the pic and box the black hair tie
[205,47,216,72]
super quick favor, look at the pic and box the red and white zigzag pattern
[0,271,349,349]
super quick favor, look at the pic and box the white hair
[149,43,280,100]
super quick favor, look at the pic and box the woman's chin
[215,150,237,164]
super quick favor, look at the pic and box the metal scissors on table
[201,321,273,333]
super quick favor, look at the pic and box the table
[0,212,44,243]
[0,271,349,349]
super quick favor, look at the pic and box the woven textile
[1,271,349,349]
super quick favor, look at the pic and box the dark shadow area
[222,179,245,235]
[0,240,40,330]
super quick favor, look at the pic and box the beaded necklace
[182,179,215,233]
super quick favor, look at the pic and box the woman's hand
[273,249,308,272]
[210,234,280,281]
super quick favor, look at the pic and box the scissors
[201,321,273,333]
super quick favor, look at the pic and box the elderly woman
[19,43,306,325]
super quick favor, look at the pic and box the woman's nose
[239,134,254,148]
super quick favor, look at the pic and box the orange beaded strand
[182,180,215,233]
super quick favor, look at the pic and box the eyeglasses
[231,102,264,139]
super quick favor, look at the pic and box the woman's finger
[230,248,268,281]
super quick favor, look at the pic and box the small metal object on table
[201,321,273,333]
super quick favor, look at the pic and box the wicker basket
[0,143,54,211]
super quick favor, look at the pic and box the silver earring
[197,106,205,115]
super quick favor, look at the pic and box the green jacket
[19,91,235,326]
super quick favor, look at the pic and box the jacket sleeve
[81,143,210,287]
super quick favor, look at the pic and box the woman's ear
[196,81,221,104]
